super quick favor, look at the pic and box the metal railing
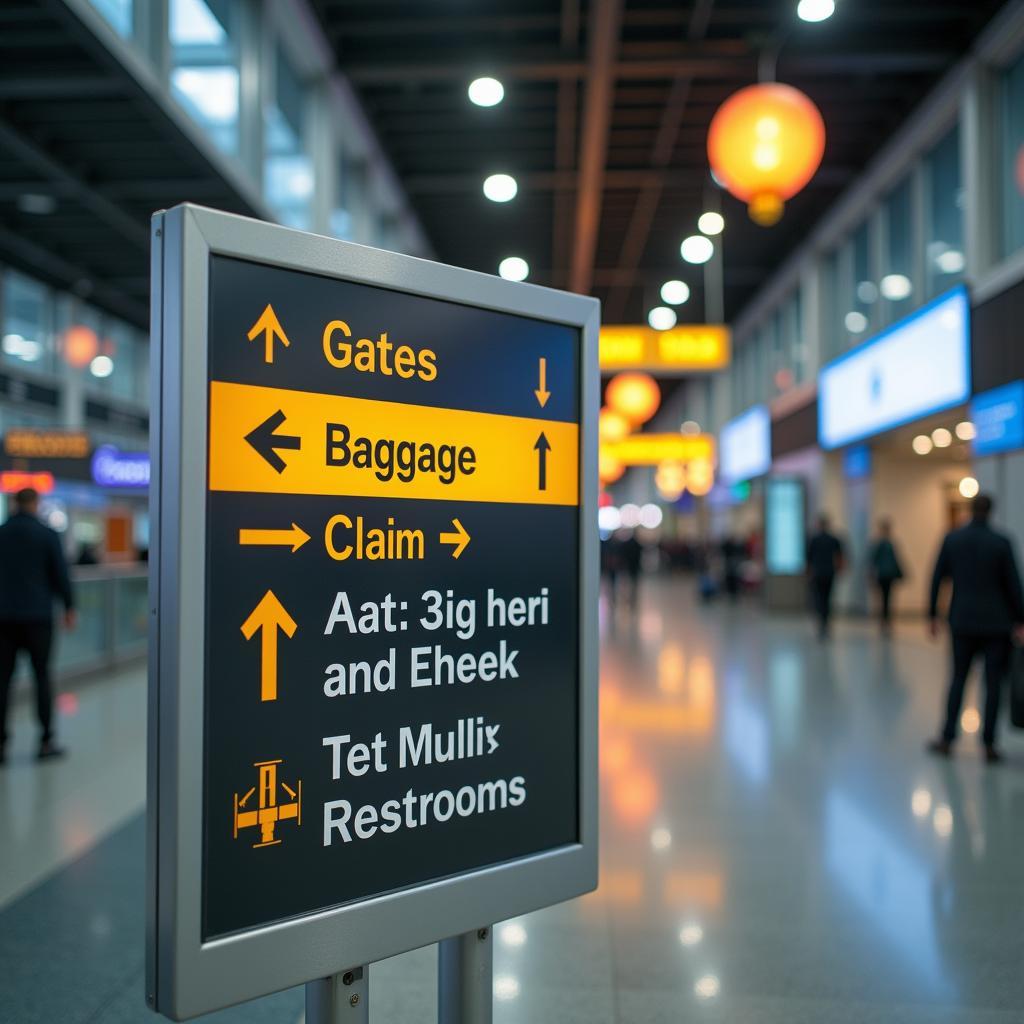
[48,565,149,680]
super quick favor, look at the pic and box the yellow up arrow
[535,357,550,408]
[238,523,310,552]
[247,304,291,364]
[240,590,297,701]
[439,518,471,559]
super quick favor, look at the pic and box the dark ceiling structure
[0,0,262,328]
[312,0,1005,325]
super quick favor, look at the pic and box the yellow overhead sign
[4,429,90,459]
[602,433,715,466]
[600,325,731,373]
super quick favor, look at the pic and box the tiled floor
[4,578,1024,1022]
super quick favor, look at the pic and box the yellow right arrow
[535,357,550,408]
[439,518,471,559]
[247,304,291,364]
[239,523,310,552]
[240,590,298,701]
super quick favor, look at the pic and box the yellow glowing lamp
[63,324,100,369]
[708,83,825,226]
[599,407,631,443]
[606,372,661,426]
[685,458,714,497]
[599,447,625,485]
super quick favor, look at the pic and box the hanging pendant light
[707,82,825,226]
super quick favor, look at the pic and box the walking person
[927,493,1024,763]
[870,518,904,635]
[807,514,844,639]
[0,488,76,764]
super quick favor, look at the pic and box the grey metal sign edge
[147,204,600,1020]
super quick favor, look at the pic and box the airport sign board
[971,380,1024,457]
[147,205,599,1019]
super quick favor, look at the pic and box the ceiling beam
[345,52,951,86]
[605,0,715,322]
[403,165,854,195]
[549,0,579,291]
[0,115,149,250]
[0,223,148,325]
[569,0,623,295]
[0,76,122,100]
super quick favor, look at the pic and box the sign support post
[305,967,369,1024]
[438,927,493,1024]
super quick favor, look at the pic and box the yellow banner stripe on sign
[208,381,579,506]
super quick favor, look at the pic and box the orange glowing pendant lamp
[708,82,825,226]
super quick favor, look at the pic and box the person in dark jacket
[927,493,1024,763]
[807,514,844,639]
[870,518,904,635]
[0,488,76,763]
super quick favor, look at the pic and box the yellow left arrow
[439,518,471,559]
[238,523,310,552]
[247,303,291,363]
[240,590,298,702]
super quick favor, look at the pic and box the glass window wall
[89,0,132,36]
[169,0,240,156]
[881,178,915,324]
[1000,50,1024,259]
[2,270,55,372]
[924,125,965,298]
[264,42,314,229]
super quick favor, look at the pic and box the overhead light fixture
[680,235,714,264]
[498,256,529,281]
[932,427,952,449]
[90,355,114,378]
[648,306,677,331]
[959,476,979,499]
[844,311,868,334]
[17,193,57,215]
[681,420,701,435]
[955,421,976,441]
[936,249,965,274]
[912,435,933,455]
[468,76,504,107]
[483,173,517,203]
[797,0,836,22]
[660,279,690,305]
[880,274,912,301]
[698,211,725,235]
[857,280,878,304]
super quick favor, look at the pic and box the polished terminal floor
[3,577,1024,1022]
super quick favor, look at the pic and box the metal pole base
[438,927,493,1024]
[305,966,368,1024]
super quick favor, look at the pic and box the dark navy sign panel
[202,256,581,940]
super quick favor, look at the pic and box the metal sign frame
[146,204,599,1020]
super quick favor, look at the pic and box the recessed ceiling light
[959,476,979,499]
[648,306,677,331]
[880,274,912,301]
[680,235,714,264]
[912,435,933,455]
[660,280,690,305]
[955,421,976,441]
[17,193,56,215]
[498,256,529,281]
[483,173,517,203]
[932,427,952,449]
[468,77,504,107]
[697,211,724,235]
[844,311,868,334]
[797,0,835,23]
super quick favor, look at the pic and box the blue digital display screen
[765,477,806,576]
[818,286,971,450]
[971,380,1024,457]
[719,404,771,485]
